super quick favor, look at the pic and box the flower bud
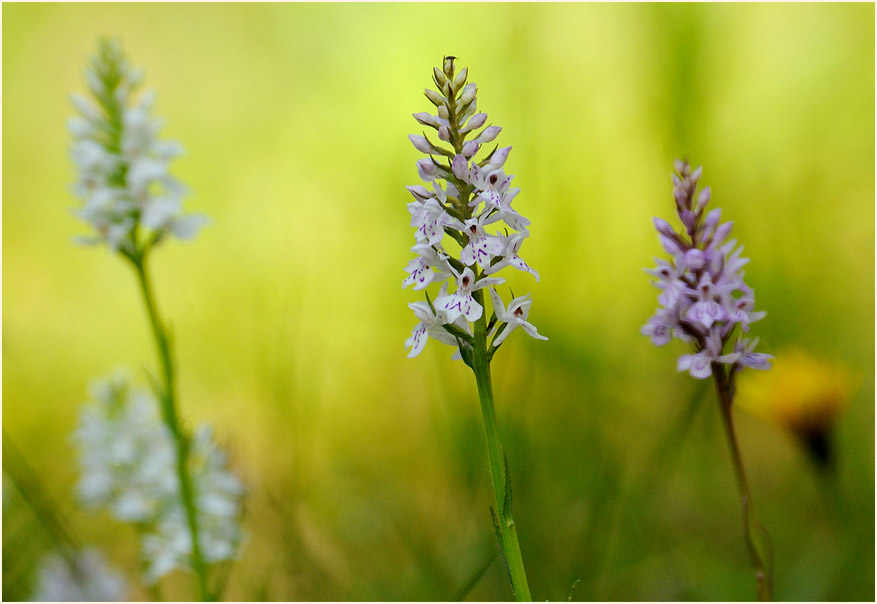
[696,186,711,211]
[86,70,105,98]
[463,112,488,132]
[659,234,683,256]
[683,248,706,270]
[680,209,696,230]
[424,88,445,107]
[704,208,722,229]
[476,126,502,144]
[406,185,431,201]
[487,146,511,169]
[443,56,455,77]
[438,126,450,142]
[462,140,480,158]
[67,117,93,138]
[409,134,433,154]
[437,105,449,120]
[712,221,733,245]
[458,101,476,125]
[433,66,447,88]
[459,82,477,106]
[452,154,469,182]
[413,112,437,127]
[70,93,100,122]
[417,159,439,181]
[652,217,676,238]
[453,67,467,91]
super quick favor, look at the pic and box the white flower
[482,232,539,281]
[403,243,452,290]
[460,215,504,268]
[75,370,244,583]
[404,58,544,357]
[677,350,715,379]
[435,268,503,323]
[33,548,127,602]
[404,290,462,358]
[142,425,245,583]
[489,289,548,346]
[75,372,177,522]
[409,198,463,246]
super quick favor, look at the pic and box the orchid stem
[470,291,532,601]
[131,252,210,602]
[713,365,773,601]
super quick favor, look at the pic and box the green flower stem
[712,365,773,601]
[471,290,532,602]
[131,252,210,602]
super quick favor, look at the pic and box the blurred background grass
[2,3,874,601]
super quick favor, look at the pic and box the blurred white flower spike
[66,39,238,600]
[75,372,245,585]
[33,548,127,602]
[68,38,206,254]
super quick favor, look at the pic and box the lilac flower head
[403,57,545,360]
[642,160,772,379]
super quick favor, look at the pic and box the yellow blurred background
[3,3,874,601]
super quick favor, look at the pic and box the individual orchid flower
[686,273,727,328]
[404,285,470,358]
[483,232,540,281]
[488,289,547,347]
[402,244,452,290]
[460,215,504,268]
[434,267,503,323]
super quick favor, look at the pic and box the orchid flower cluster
[68,38,205,254]
[642,160,773,379]
[75,373,245,584]
[403,57,546,361]
[33,548,127,602]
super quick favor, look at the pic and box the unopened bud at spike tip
[453,67,468,91]
[443,56,455,78]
